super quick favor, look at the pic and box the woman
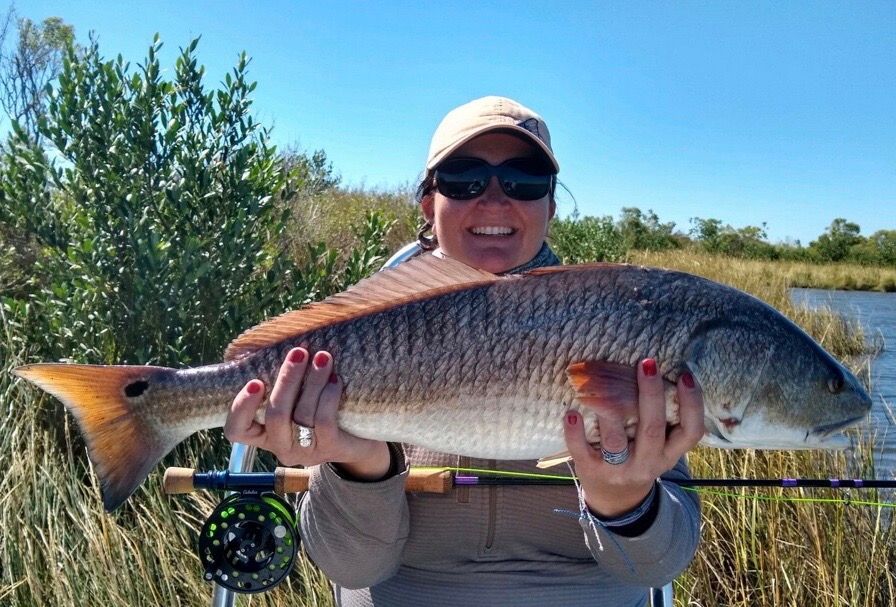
[224,96,704,606]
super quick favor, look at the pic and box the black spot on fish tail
[125,380,149,398]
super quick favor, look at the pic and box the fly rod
[164,466,896,495]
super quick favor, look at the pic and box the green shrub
[549,213,626,264]
[616,207,679,252]
[1,36,312,367]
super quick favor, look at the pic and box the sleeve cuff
[329,442,407,483]
[590,481,660,537]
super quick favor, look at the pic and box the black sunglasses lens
[500,159,553,201]
[436,159,489,200]
[436,157,553,201]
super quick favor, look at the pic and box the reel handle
[164,466,453,495]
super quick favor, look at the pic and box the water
[790,288,896,477]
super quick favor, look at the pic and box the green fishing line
[681,486,896,509]
[412,466,896,508]
[414,465,576,480]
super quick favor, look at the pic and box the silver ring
[601,445,630,465]
[295,424,314,448]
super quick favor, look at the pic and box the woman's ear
[420,194,435,225]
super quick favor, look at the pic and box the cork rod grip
[163,467,200,494]
[275,467,452,493]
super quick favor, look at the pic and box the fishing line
[414,466,896,508]
[414,465,576,481]
[678,486,896,509]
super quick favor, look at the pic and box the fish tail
[12,363,184,511]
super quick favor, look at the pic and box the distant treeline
[551,208,896,267]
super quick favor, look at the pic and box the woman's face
[421,132,556,274]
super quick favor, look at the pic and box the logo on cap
[517,118,543,141]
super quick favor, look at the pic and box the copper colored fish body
[13,256,872,510]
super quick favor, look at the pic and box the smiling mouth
[469,226,516,236]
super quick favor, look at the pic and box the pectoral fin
[566,360,639,413]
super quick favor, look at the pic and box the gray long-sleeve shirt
[299,445,700,607]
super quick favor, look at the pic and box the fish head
[686,317,872,450]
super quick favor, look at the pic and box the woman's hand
[563,358,705,518]
[223,346,391,480]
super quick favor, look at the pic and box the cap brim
[426,124,559,173]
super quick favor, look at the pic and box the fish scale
[12,255,872,510]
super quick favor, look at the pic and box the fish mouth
[705,415,732,443]
[811,415,867,439]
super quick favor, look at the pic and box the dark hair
[414,170,438,250]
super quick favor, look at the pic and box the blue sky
[15,1,896,245]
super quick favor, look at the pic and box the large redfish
[13,255,872,510]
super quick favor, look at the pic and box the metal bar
[382,241,423,267]
[210,442,257,607]
[650,583,674,607]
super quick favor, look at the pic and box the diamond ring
[295,424,314,448]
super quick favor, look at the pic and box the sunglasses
[434,157,555,201]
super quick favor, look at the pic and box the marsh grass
[679,447,895,606]
[1,250,894,606]
[631,249,896,293]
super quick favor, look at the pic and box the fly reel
[164,466,451,594]
[198,491,298,593]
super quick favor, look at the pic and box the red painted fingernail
[289,348,305,364]
[247,380,262,395]
[313,352,329,369]
[329,373,338,384]
[682,372,695,389]
[642,358,657,377]
[567,413,577,426]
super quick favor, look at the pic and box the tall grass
[783,260,896,292]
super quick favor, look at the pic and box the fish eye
[827,375,845,394]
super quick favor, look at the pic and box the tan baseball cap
[425,96,559,173]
